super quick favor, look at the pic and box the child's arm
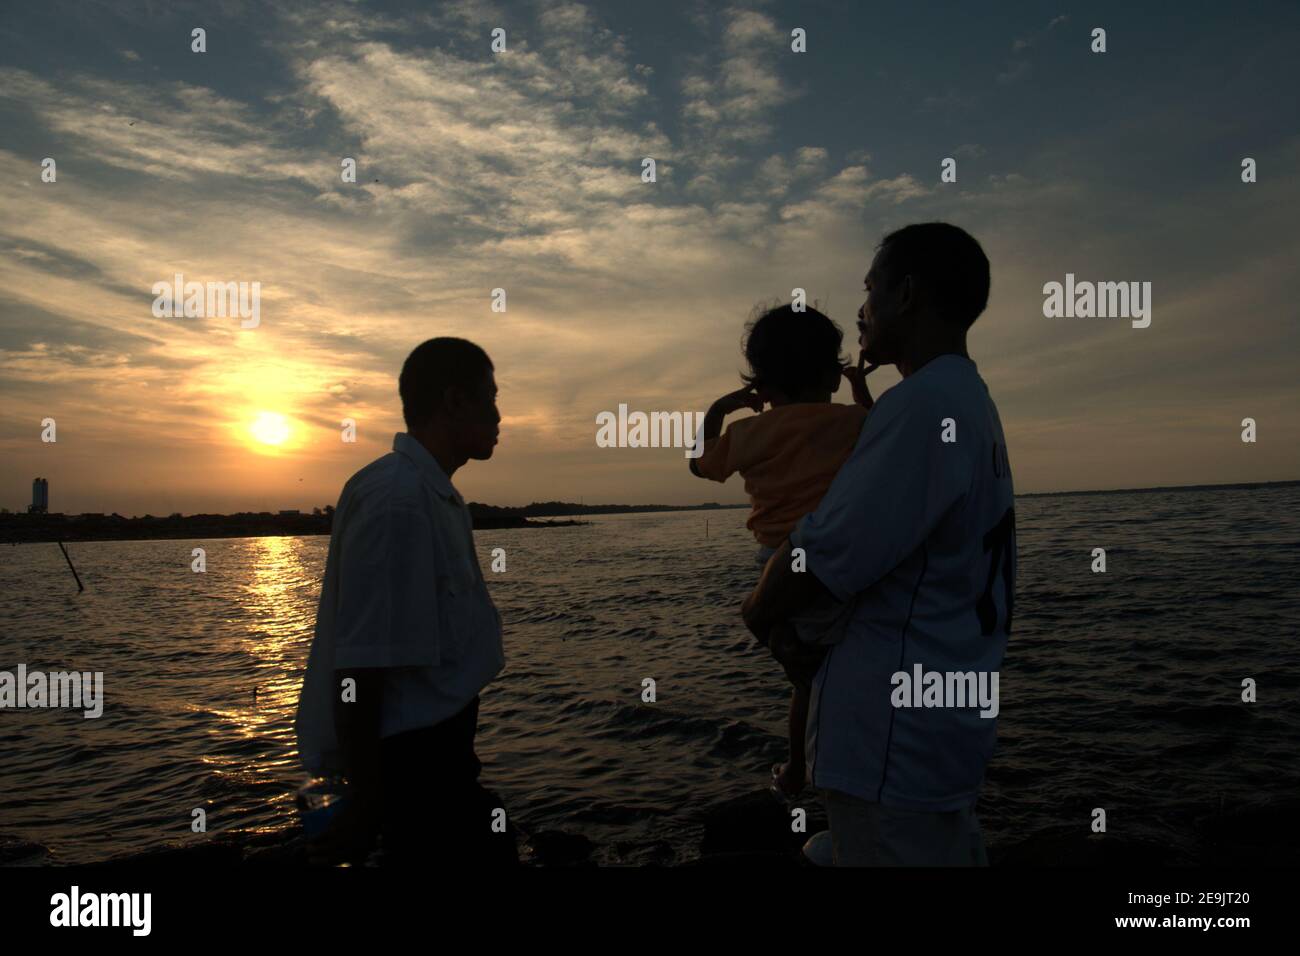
[688,385,763,478]
[842,354,882,409]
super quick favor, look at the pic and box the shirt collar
[392,432,459,501]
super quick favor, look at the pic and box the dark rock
[525,829,596,866]
[697,789,826,863]
[245,838,311,865]
[94,841,246,867]
[690,850,808,867]
[614,839,676,866]
[1197,801,1300,866]
[991,827,1192,866]
[0,834,50,865]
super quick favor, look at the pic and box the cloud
[1001,14,1070,84]
[0,68,321,185]
[679,6,796,150]
[755,145,828,196]
[996,58,1032,86]
[1011,14,1069,52]
[0,3,1294,510]
[0,0,908,511]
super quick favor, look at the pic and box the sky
[1,0,1297,515]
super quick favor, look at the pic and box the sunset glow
[249,412,291,449]
[0,3,1296,518]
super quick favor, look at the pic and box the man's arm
[307,667,385,862]
[334,668,384,808]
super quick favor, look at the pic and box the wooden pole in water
[706,518,709,538]
[58,540,84,593]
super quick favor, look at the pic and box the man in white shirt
[294,337,514,865]
[743,223,1014,866]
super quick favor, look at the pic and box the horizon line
[6,478,1298,520]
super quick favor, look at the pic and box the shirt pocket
[436,569,479,663]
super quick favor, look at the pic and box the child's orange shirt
[694,403,869,547]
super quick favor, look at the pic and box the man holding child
[743,222,1016,866]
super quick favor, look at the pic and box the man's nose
[858,302,866,321]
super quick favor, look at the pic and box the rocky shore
[6,791,1296,867]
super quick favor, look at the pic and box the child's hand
[842,353,881,408]
[714,385,764,415]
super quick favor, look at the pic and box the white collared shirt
[295,433,504,774]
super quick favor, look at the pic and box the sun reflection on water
[205,535,319,790]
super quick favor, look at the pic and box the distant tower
[29,477,48,514]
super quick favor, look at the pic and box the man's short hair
[399,337,493,429]
[878,222,990,329]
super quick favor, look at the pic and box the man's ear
[898,274,916,314]
[441,384,465,414]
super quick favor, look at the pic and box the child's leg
[787,680,811,787]
[773,681,811,797]
[767,620,824,797]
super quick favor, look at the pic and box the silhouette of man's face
[457,369,500,461]
[857,246,910,365]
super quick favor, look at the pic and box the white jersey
[791,355,1015,812]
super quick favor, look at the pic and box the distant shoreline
[0,512,579,545]
[1016,477,1300,499]
[0,502,747,545]
[1,482,1293,544]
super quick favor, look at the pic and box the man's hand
[842,352,882,408]
[767,620,828,685]
[327,667,383,864]
[742,539,833,645]
[306,791,380,866]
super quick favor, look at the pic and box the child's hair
[740,301,847,396]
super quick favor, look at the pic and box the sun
[249,411,291,447]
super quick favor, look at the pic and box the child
[690,303,877,801]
